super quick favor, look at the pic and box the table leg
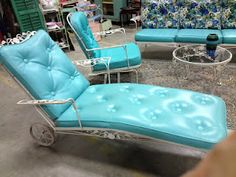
[211,65,225,94]
[184,64,190,80]
[172,57,181,87]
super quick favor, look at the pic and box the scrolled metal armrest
[73,57,111,83]
[86,45,129,67]
[72,57,111,68]
[17,98,83,128]
[86,44,125,51]
[17,98,74,105]
[94,28,126,36]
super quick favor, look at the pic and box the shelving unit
[94,0,126,22]
[41,6,70,50]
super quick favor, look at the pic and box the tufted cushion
[135,29,179,42]
[92,43,141,71]
[57,84,227,149]
[0,30,90,119]
[70,12,100,58]
[179,0,221,29]
[221,0,236,29]
[141,0,179,29]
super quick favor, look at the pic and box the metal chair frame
[67,13,140,83]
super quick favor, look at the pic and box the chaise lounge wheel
[30,123,56,147]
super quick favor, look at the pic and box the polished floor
[1,26,235,177]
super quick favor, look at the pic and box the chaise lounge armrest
[17,98,82,128]
[17,98,75,105]
[86,45,130,66]
[93,28,127,42]
[94,28,126,36]
[73,57,111,83]
[72,57,111,68]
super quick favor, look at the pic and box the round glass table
[172,44,232,93]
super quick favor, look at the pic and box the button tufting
[47,48,51,52]
[51,91,55,96]
[23,59,28,63]
[194,118,212,131]
[47,66,51,71]
[159,90,168,97]
[120,86,131,92]
[149,88,169,97]
[170,101,192,113]
[97,95,107,103]
[87,87,96,93]
[70,76,74,80]
[107,105,117,112]
[192,94,214,105]
[150,111,159,120]
[129,95,145,104]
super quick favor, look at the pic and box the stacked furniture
[135,0,236,45]
[41,7,70,50]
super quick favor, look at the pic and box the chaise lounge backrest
[0,30,89,119]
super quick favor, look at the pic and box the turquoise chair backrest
[0,30,90,120]
[70,12,101,58]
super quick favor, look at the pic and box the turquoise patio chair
[67,12,141,83]
[0,30,227,150]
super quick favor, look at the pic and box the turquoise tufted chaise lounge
[67,12,141,83]
[0,30,227,149]
[135,0,236,47]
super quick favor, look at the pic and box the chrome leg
[117,72,120,83]
[134,69,138,83]
[104,74,108,84]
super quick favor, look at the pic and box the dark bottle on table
[206,34,219,59]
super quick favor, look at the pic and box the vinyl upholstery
[69,12,141,71]
[0,30,227,149]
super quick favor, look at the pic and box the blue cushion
[135,29,178,42]
[92,43,141,71]
[70,12,100,58]
[222,29,236,44]
[176,29,223,44]
[57,84,227,149]
[0,30,90,119]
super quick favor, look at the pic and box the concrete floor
[1,26,233,177]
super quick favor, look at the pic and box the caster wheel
[30,123,55,146]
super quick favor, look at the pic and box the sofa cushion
[92,43,141,71]
[57,84,227,149]
[141,0,179,29]
[222,29,236,44]
[179,0,221,29]
[221,0,236,29]
[135,29,178,42]
[176,29,223,43]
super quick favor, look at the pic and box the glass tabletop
[173,44,232,66]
